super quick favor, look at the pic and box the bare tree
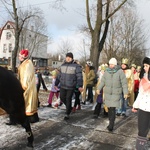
[77,39,90,62]
[57,38,73,59]
[1,0,46,72]
[85,0,127,69]
[102,5,147,66]
[19,7,49,58]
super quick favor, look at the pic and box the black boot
[6,121,17,125]
[107,107,116,131]
[136,136,149,150]
[6,114,17,125]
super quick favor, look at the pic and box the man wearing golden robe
[18,49,39,123]
[116,58,134,116]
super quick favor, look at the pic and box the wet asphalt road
[0,90,146,150]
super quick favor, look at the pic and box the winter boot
[136,136,149,150]
[107,107,116,131]
[72,107,76,113]
[76,105,81,110]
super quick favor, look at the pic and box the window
[7,25,10,29]
[6,32,11,39]
[3,44,7,53]
[9,43,12,52]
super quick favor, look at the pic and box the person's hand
[124,94,128,100]
[96,90,100,95]
[132,108,138,113]
[78,87,83,92]
[54,86,58,90]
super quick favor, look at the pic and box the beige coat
[124,69,134,106]
[18,59,38,116]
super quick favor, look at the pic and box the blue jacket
[55,60,83,90]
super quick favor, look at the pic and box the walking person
[132,56,150,150]
[35,68,47,107]
[55,52,83,120]
[97,58,128,131]
[93,64,108,118]
[18,49,39,123]
[46,70,59,107]
[81,61,95,104]
[72,60,82,112]
[116,58,134,116]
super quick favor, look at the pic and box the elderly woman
[97,58,128,131]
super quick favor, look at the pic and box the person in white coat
[132,56,150,150]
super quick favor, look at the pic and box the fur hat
[66,52,73,59]
[19,49,29,58]
[143,57,150,65]
[109,58,117,65]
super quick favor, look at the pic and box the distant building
[51,61,63,69]
[0,21,48,67]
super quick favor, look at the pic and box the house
[0,21,48,67]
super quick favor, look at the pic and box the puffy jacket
[97,65,128,108]
[55,60,83,90]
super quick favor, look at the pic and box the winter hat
[143,56,150,65]
[86,60,93,66]
[19,49,29,58]
[50,70,57,76]
[109,58,117,65]
[66,52,73,59]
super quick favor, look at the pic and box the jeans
[117,94,128,114]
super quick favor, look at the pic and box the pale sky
[0,0,150,57]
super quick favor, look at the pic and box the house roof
[0,21,15,39]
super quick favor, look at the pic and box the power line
[0,1,53,12]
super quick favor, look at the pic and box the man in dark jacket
[55,52,83,120]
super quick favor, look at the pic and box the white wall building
[0,21,48,67]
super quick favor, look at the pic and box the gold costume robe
[124,69,134,106]
[18,59,38,116]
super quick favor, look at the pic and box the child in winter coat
[72,85,81,112]
[46,70,59,107]
[93,64,108,118]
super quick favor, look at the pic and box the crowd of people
[1,50,150,150]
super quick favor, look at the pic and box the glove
[124,94,128,100]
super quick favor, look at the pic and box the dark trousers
[60,88,74,115]
[138,109,150,137]
[74,91,81,107]
[94,103,102,116]
[86,86,93,102]
[108,107,116,129]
